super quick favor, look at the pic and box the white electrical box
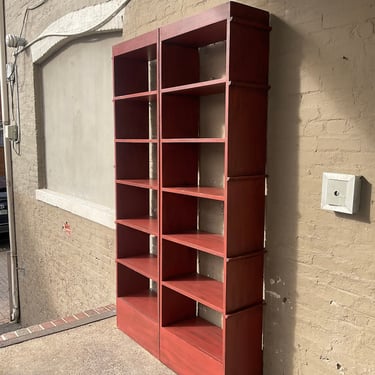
[4,124,18,141]
[321,173,361,214]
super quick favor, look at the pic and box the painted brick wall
[5,0,116,326]
[4,0,375,374]
[265,2,375,373]
[120,1,375,374]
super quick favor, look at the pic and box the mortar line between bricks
[0,305,116,348]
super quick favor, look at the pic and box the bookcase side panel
[225,252,264,312]
[226,86,268,177]
[224,304,263,374]
[225,177,265,257]
[228,21,269,84]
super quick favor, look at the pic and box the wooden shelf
[163,274,223,312]
[115,139,157,143]
[161,138,224,143]
[113,29,157,57]
[117,179,158,190]
[117,255,158,281]
[114,90,157,101]
[163,231,224,257]
[162,78,225,95]
[118,291,158,322]
[162,186,224,200]
[160,15,227,46]
[117,217,158,235]
[163,317,223,362]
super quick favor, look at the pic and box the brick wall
[5,0,115,326]
[265,2,375,374]
[4,0,375,373]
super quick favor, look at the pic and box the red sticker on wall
[62,221,72,236]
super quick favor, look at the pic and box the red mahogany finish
[113,2,270,373]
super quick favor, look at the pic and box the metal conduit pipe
[0,0,19,322]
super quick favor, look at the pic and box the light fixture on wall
[5,34,27,48]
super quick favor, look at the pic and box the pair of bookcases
[113,2,270,374]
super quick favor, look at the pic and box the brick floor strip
[62,315,78,324]
[0,304,116,348]
[27,325,43,333]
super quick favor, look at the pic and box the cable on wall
[14,0,132,56]
[5,0,48,152]
[6,0,132,152]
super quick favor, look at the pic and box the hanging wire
[10,0,47,76]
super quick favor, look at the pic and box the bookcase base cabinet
[113,2,270,374]
[160,304,263,375]
[117,297,159,358]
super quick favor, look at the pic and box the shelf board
[162,78,226,95]
[114,90,157,101]
[118,290,158,322]
[117,217,158,235]
[161,138,224,143]
[117,179,158,190]
[162,186,224,200]
[163,231,224,257]
[113,29,157,57]
[163,274,223,312]
[163,316,223,362]
[117,255,158,281]
[115,139,158,143]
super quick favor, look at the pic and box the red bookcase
[113,2,270,374]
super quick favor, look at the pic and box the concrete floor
[0,317,176,375]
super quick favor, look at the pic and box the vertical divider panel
[156,26,161,349]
